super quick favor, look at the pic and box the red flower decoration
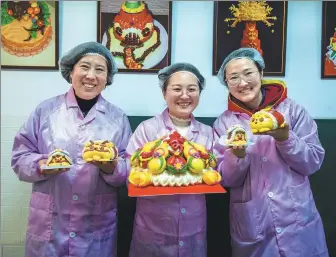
[164,131,185,154]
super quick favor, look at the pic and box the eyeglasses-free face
[70,55,108,100]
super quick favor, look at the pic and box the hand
[230,145,246,158]
[38,159,70,175]
[90,159,118,174]
[256,124,289,142]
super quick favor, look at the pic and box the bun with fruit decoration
[1,1,53,56]
[250,109,285,133]
[128,130,221,188]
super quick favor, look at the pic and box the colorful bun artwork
[224,125,247,146]
[46,149,72,167]
[128,131,221,188]
[105,1,163,69]
[82,140,118,162]
[250,110,285,133]
[1,1,53,56]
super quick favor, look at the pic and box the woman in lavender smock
[213,48,328,257]
[11,42,132,257]
[127,63,213,257]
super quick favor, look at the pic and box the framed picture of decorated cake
[213,1,288,76]
[97,1,172,73]
[321,1,336,79]
[1,1,59,70]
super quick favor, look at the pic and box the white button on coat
[72,194,79,201]
[276,227,282,233]
[262,157,268,162]
[69,232,76,238]
[181,208,186,214]
[179,241,184,247]
[267,192,274,198]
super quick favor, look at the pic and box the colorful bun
[46,149,72,167]
[128,130,221,188]
[82,140,118,162]
[224,125,247,146]
[250,110,285,133]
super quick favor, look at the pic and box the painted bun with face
[46,149,73,167]
[82,140,118,162]
[250,109,285,133]
[224,125,247,146]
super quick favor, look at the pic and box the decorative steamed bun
[46,149,72,167]
[224,125,247,146]
[129,131,221,188]
[82,140,118,162]
[250,110,285,133]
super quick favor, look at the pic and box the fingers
[41,168,70,175]
[90,161,103,168]
[231,145,246,150]
[42,169,58,175]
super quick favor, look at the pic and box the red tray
[128,183,227,197]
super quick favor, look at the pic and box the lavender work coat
[213,98,328,257]
[126,109,214,257]
[11,88,132,257]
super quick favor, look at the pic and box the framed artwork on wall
[213,1,288,76]
[97,1,172,73]
[1,1,59,70]
[321,1,336,79]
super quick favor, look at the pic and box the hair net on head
[158,62,205,90]
[217,47,265,87]
[59,41,118,85]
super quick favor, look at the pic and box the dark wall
[117,117,336,257]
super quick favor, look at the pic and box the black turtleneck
[74,89,98,117]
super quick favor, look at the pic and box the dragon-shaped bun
[250,110,285,133]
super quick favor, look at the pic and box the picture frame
[213,1,288,76]
[97,1,172,73]
[1,1,59,70]
[321,1,336,79]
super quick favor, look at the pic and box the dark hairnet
[217,48,265,87]
[59,41,117,85]
[158,62,205,89]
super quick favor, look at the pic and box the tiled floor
[1,245,24,257]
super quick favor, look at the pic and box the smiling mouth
[239,88,252,93]
[83,84,95,90]
[178,103,191,108]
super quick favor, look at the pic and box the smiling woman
[11,41,132,257]
[125,62,215,257]
[213,48,329,257]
